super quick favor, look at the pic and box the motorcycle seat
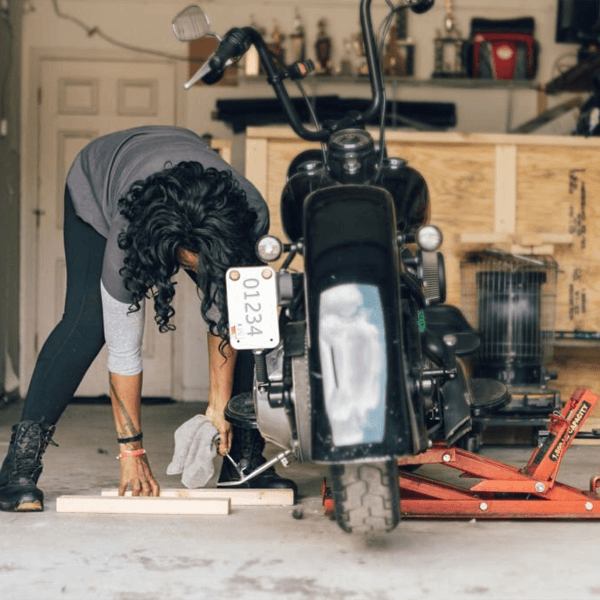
[469,378,511,416]
[423,305,480,356]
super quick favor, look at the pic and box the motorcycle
[172,0,496,534]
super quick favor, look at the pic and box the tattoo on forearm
[109,375,140,438]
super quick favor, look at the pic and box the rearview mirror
[172,5,219,42]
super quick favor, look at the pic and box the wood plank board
[246,127,600,148]
[101,488,294,506]
[550,346,600,417]
[56,495,230,515]
[554,258,600,333]
[386,140,496,306]
[516,146,600,332]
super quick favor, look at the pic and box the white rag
[166,414,218,488]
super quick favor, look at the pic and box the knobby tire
[330,460,401,534]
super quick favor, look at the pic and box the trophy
[432,0,466,78]
[268,21,286,66]
[338,39,355,77]
[289,8,306,64]
[351,30,369,76]
[315,18,333,76]
[245,15,265,76]
[383,10,415,77]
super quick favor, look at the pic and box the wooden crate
[210,138,232,163]
[245,128,600,410]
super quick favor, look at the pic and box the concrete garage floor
[2,398,600,600]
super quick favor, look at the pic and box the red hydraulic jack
[396,388,600,519]
[322,388,600,519]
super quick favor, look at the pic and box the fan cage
[460,252,558,382]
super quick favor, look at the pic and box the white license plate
[226,266,280,350]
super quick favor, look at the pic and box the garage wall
[21,0,585,173]
[0,0,22,404]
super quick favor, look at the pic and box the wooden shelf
[554,339,600,349]
[240,74,538,90]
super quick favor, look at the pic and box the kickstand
[216,448,295,487]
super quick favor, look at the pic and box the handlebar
[359,0,385,125]
[184,27,252,88]
[185,0,434,142]
[246,27,330,142]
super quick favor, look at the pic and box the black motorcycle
[173,0,498,534]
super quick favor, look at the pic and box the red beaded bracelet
[117,448,147,460]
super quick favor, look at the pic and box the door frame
[20,47,189,399]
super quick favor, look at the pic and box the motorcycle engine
[255,312,313,463]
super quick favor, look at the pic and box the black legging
[22,189,106,424]
[22,189,254,424]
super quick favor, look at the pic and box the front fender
[303,185,417,462]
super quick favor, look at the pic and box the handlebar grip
[209,28,251,71]
[408,0,435,14]
[185,28,251,89]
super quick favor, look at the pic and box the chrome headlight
[256,235,284,263]
[417,225,443,252]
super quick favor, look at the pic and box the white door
[36,57,178,397]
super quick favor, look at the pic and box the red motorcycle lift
[397,388,600,519]
[323,388,600,519]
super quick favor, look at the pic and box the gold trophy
[351,30,369,77]
[268,21,286,66]
[383,11,415,78]
[290,8,306,64]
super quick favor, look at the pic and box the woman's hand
[206,333,236,457]
[205,404,232,456]
[109,371,159,495]
[118,453,161,496]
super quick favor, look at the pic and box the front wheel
[330,460,400,534]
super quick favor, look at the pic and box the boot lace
[10,422,57,480]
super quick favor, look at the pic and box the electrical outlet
[0,119,8,137]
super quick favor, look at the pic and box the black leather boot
[218,424,298,502]
[0,420,57,512]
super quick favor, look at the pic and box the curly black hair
[117,161,259,342]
